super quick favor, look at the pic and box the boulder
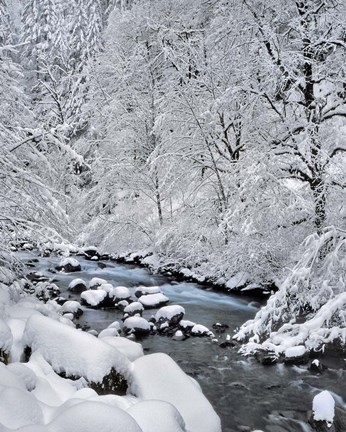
[81,289,108,308]
[138,293,170,309]
[308,359,327,374]
[60,300,83,319]
[109,286,131,302]
[123,317,150,336]
[191,324,214,337]
[56,257,81,273]
[283,346,309,365]
[34,282,60,302]
[68,278,87,293]
[123,302,144,317]
[155,305,185,327]
[88,277,108,289]
[135,285,161,298]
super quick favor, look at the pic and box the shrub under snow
[235,227,346,355]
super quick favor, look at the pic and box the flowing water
[19,252,346,432]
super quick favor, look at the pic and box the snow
[138,293,169,308]
[226,272,250,290]
[130,353,221,432]
[191,324,214,337]
[135,285,161,296]
[0,386,44,429]
[124,302,144,314]
[110,286,130,300]
[88,278,107,289]
[23,314,130,383]
[81,289,107,306]
[180,320,196,329]
[58,257,80,268]
[101,336,144,361]
[284,346,307,358]
[123,317,150,331]
[0,319,13,353]
[59,301,82,314]
[155,305,185,321]
[127,400,186,432]
[48,401,142,432]
[312,390,335,426]
[98,283,113,293]
[68,279,86,290]
[98,328,119,338]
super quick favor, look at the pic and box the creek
[18,251,346,432]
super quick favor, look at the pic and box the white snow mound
[130,353,221,432]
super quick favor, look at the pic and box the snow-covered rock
[23,314,130,387]
[81,290,107,308]
[284,345,309,365]
[88,278,107,289]
[135,285,161,298]
[138,293,169,309]
[98,328,119,338]
[34,282,60,302]
[48,401,142,432]
[130,353,221,432]
[155,305,185,326]
[123,317,150,336]
[102,336,144,361]
[0,319,12,361]
[123,302,144,317]
[127,400,186,432]
[191,324,213,337]
[0,386,44,429]
[59,301,83,319]
[311,390,335,429]
[68,279,87,293]
[110,286,131,301]
[56,258,81,273]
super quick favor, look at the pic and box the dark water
[19,252,346,432]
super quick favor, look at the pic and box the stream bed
[19,251,346,432]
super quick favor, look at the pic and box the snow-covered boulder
[102,336,144,362]
[98,327,119,338]
[179,320,196,331]
[88,278,107,289]
[191,324,214,337]
[81,290,108,308]
[155,305,185,326]
[309,390,335,431]
[6,363,36,391]
[123,317,150,336]
[23,314,130,394]
[308,359,327,374]
[0,386,44,429]
[135,285,161,298]
[130,353,221,432]
[34,282,60,302]
[283,345,309,365]
[59,301,83,319]
[48,401,142,432]
[56,258,81,273]
[0,319,12,363]
[68,279,87,293]
[109,286,131,302]
[123,302,144,318]
[127,400,186,432]
[138,293,169,309]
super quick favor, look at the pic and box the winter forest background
[1,0,346,352]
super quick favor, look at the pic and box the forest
[0,0,345,431]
